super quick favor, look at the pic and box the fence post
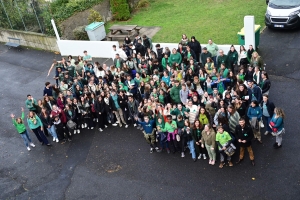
[0,0,13,29]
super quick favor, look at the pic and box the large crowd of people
[11,34,286,168]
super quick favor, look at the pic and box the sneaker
[219,162,225,168]
[203,154,207,160]
[119,124,122,127]
[167,148,171,154]
[87,127,90,129]
[228,161,233,167]
[93,118,96,122]
[116,121,119,124]
[209,160,212,165]
[198,154,202,160]
[74,130,76,134]
[181,152,185,158]
[29,143,35,147]
[156,148,162,153]
[27,147,31,151]
[112,123,117,126]
[53,137,55,142]
[91,127,94,129]
[211,160,215,165]
[81,124,85,129]
[96,119,98,122]
[125,124,128,128]
[264,131,269,135]
[84,123,87,128]
[68,139,72,142]
[108,120,111,124]
[77,129,80,134]
[134,123,137,127]
[128,117,131,120]
[69,132,72,136]
[104,125,108,128]
[99,128,103,132]
[55,138,59,143]
[150,148,154,153]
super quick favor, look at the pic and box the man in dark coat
[235,117,255,166]
[188,36,201,62]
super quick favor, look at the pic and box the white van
[265,0,300,29]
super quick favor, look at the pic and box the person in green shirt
[158,115,179,153]
[218,63,229,78]
[161,54,170,70]
[216,125,233,168]
[217,50,229,70]
[83,50,92,62]
[206,39,219,65]
[11,107,36,151]
[169,48,182,65]
[156,117,169,153]
[66,61,75,77]
[25,94,37,112]
[227,45,238,73]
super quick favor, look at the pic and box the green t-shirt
[216,131,232,149]
[158,94,164,104]
[83,55,92,61]
[67,65,75,77]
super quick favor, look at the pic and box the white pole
[51,19,60,40]
[244,16,255,49]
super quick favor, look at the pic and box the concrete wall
[0,29,59,52]
[57,40,119,58]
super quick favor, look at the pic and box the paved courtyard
[0,28,300,199]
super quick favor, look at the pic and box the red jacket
[51,109,67,124]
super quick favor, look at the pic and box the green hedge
[110,0,130,21]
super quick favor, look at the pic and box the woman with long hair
[27,111,50,146]
[11,107,36,151]
[72,98,82,132]
[193,119,207,160]
[270,107,285,149]
[239,45,248,66]
[205,57,215,75]
[40,107,59,142]
[201,124,216,165]
[182,120,196,161]
[247,100,263,144]
[64,104,78,136]
[43,96,56,111]
[260,71,271,95]
[95,95,108,132]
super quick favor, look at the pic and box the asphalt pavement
[0,27,300,200]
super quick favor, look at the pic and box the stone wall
[0,29,59,52]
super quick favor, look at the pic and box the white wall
[56,40,241,58]
[57,40,119,58]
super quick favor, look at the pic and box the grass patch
[106,0,266,44]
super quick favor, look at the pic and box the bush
[88,9,103,24]
[110,0,130,21]
[136,0,150,9]
[73,26,89,40]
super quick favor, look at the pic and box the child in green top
[158,115,179,153]
[11,107,35,151]
[216,126,233,168]
[156,117,169,153]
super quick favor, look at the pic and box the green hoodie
[170,85,181,104]
[160,121,177,133]
[227,50,238,66]
[169,52,182,65]
[27,115,43,130]
[12,112,26,134]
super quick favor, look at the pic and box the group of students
[11,34,285,168]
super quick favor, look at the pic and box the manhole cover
[105,163,122,173]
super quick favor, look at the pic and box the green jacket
[200,51,212,65]
[161,57,170,69]
[170,85,181,104]
[218,68,229,78]
[170,107,189,119]
[227,50,238,66]
[206,43,219,57]
[25,99,37,111]
[217,54,229,69]
[12,112,26,134]
[169,52,182,65]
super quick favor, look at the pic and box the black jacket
[260,100,275,117]
[261,79,271,94]
[95,100,105,114]
[118,95,128,109]
[135,43,146,56]
[40,111,53,127]
[64,109,76,121]
[188,40,201,59]
[234,124,254,147]
[127,100,139,116]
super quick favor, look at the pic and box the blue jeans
[187,140,196,159]
[20,130,32,147]
[263,115,272,132]
[47,125,58,139]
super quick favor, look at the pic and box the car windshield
[269,0,300,8]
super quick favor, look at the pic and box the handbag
[224,143,236,156]
[67,120,77,129]
[269,121,278,132]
